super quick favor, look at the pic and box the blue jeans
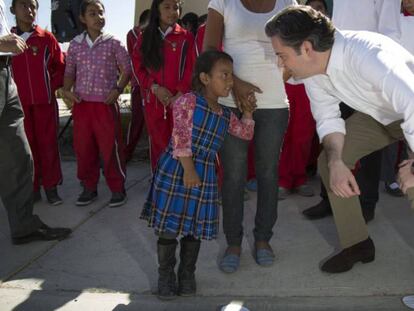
[220,108,288,246]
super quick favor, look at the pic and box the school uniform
[124,26,145,161]
[65,32,132,193]
[11,25,65,192]
[141,93,254,240]
[132,23,195,171]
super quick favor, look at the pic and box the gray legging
[220,108,289,246]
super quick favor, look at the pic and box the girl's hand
[104,89,120,105]
[62,89,81,105]
[183,168,202,188]
[242,111,253,119]
[154,86,173,107]
[232,76,261,112]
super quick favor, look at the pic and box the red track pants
[72,101,126,193]
[22,101,62,191]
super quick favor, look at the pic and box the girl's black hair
[11,0,39,9]
[140,0,182,71]
[79,0,105,17]
[192,50,233,94]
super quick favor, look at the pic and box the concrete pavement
[1,160,414,311]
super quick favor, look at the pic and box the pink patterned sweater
[171,93,255,158]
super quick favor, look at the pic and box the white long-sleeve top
[303,30,414,151]
[332,0,401,42]
[401,14,414,55]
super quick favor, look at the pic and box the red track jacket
[11,25,65,105]
[132,23,195,104]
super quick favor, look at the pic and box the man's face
[271,35,315,80]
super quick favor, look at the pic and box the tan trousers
[318,112,403,248]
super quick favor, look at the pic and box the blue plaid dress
[141,94,231,240]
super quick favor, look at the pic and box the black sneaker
[45,188,63,206]
[76,189,98,206]
[33,191,42,203]
[109,192,127,208]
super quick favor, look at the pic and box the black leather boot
[157,239,178,300]
[178,237,201,297]
[302,199,332,219]
[320,237,375,273]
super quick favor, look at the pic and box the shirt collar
[158,26,173,38]
[326,29,345,76]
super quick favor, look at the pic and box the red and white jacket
[127,26,140,88]
[11,25,65,106]
[131,23,195,105]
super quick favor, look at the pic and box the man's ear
[302,41,313,56]
[199,72,209,85]
[10,6,15,15]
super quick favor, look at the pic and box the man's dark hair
[265,5,335,54]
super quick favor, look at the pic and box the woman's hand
[154,86,173,107]
[232,76,261,112]
[61,89,81,106]
[104,89,120,105]
[183,167,202,188]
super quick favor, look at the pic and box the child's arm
[105,39,132,105]
[179,157,201,188]
[171,93,201,188]
[62,42,80,107]
[48,33,65,92]
[62,76,80,108]
[228,110,255,140]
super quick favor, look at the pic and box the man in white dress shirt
[265,5,414,273]
[302,0,402,221]
[0,0,71,244]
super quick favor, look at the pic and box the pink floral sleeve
[171,93,196,158]
[228,112,255,140]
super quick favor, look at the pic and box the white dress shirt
[303,30,414,151]
[332,0,401,42]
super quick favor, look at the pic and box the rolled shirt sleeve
[304,79,345,142]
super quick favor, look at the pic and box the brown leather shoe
[320,237,375,273]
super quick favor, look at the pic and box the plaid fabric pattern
[141,94,231,240]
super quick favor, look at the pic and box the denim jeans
[220,108,289,246]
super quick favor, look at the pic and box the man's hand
[328,160,361,198]
[0,34,27,54]
[398,159,414,194]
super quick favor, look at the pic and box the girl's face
[158,0,180,30]
[80,3,105,33]
[12,0,37,26]
[403,0,414,15]
[307,0,327,15]
[203,60,234,98]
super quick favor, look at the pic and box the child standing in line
[141,51,255,300]
[62,0,131,207]
[10,0,65,205]
[124,9,150,162]
[132,0,195,172]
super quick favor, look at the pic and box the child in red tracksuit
[132,0,195,172]
[62,0,131,207]
[124,10,150,162]
[10,0,65,205]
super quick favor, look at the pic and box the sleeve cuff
[172,148,192,159]
[317,118,346,142]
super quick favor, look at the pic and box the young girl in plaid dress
[141,51,255,299]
